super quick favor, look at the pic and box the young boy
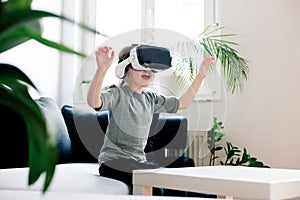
[87,45,215,195]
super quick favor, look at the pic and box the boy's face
[127,68,155,88]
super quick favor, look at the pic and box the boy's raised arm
[87,46,115,109]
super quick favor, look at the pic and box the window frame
[74,0,222,102]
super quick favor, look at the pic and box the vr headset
[115,44,172,79]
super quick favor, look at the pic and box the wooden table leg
[133,185,153,195]
[217,195,233,199]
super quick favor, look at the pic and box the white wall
[218,0,300,169]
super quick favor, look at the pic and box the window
[155,0,205,39]
[78,0,221,101]
[95,0,142,45]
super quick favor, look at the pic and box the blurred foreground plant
[0,0,104,192]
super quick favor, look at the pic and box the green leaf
[215,132,225,139]
[200,25,224,37]
[1,0,32,11]
[0,64,58,192]
[215,146,223,151]
[249,157,258,162]
[0,63,37,90]
[0,5,105,54]
[212,156,219,160]
[0,26,86,56]
[0,8,42,52]
[207,34,237,38]
[198,24,213,37]
[0,86,58,190]
[236,158,240,164]
[0,7,101,37]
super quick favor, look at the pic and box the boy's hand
[199,56,215,78]
[95,46,115,71]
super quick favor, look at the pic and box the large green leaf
[0,25,86,56]
[0,63,37,90]
[0,87,58,192]
[0,0,32,19]
[0,64,58,192]
[0,1,100,36]
[0,12,85,56]
[1,0,33,11]
[0,1,104,54]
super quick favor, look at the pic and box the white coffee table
[133,166,300,199]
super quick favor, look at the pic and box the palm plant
[0,0,102,192]
[176,25,249,94]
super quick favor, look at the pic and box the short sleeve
[146,91,179,113]
[96,87,120,111]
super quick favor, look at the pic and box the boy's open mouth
[141,74,151,80]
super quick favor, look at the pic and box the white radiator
[185,131,210,166]
[165,131,210,166]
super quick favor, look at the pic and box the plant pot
[80,83,90,102]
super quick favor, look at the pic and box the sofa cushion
[0,163,129,195]
[35,97,72,163]
[61,105,107,163]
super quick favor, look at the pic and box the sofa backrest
[61,105,188,164]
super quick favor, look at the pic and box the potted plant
[206,117,225,166]
[206,117,270,168]
[80,79,92,101]
[0,0,102,192]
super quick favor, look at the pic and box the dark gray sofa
[0,97,193,195]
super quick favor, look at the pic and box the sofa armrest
[146,116,188,151]
[145,116,189,166]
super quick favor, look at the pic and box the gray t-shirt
[98,85,179,164]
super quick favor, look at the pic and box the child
[87,45,215,195]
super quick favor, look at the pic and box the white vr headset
[115,44,172,79]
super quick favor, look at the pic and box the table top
[134,165,300,184]
[133,166,300,199]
